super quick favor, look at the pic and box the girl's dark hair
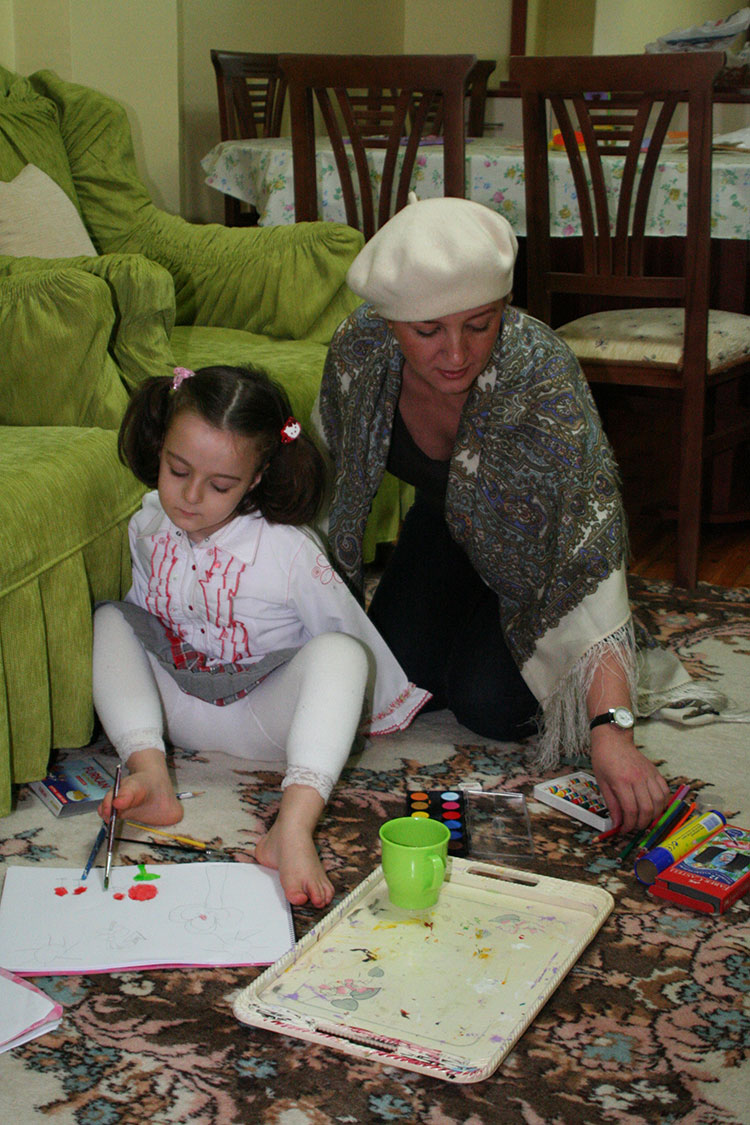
[118,365,326,525]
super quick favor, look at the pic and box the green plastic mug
[379,816,450,909]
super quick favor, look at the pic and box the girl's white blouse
[126,492,429,734]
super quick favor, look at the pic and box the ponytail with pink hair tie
[172,366,194,390]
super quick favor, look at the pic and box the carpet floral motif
[1,580,748,1124]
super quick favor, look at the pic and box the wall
[4,0,180,213]
[180,0,405,221]
[3,1,747,221]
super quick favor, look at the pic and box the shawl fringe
[532,622,638,770]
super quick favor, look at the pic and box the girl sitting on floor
[93,364,429,908]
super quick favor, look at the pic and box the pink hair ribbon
[172,366,194,390]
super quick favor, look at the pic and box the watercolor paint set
[234,857,614,1083]
[533,772,614,832]
[404,787,534,863]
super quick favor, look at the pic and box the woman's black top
[386,406,449,511]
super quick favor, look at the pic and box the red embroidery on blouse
[198,547,249,662]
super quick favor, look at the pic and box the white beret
[346,193,518,321]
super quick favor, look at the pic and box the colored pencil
[662,802,696,839]
[124,821,213,850]
[117,837,232,859]
[618,786,690,862]
[175,791,204,800]
[643,800,689,851]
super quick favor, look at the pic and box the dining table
[202,134,750,236]
[201,134,750,311]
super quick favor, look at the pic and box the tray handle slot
[463,863,539,886]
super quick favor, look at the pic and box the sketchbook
[0,863,295,975]
[0,967,63,1052]
[234,858,614,1083]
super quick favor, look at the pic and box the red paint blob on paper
[128,884,158,902]
[54,887,68,897]
[113,893,125,901]
[73,886,87,895]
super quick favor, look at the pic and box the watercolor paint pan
[532,771,614,832]
[405,788,535,864]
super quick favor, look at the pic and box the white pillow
[0,163,97,257]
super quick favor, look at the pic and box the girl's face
[157,411,264,543]
[389,301,505,399]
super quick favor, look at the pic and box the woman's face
[389,300,505,398]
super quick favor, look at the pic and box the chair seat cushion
[0,427,144,599]
[170,325,329,425]
[557,307,750,373]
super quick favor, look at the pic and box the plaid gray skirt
[106,601,300,706]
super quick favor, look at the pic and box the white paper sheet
[0,863,295,974]
[0,968,62,1051]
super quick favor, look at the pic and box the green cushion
[170,325,329,425]
[0,426,144,599]
[0,427,144,815]
[0,72,80,213]
[0,267,131,428]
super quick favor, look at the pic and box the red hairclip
[280,417,301,444]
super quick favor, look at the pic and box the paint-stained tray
[234,858,614,1083]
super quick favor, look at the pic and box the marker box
[405,788,534,863]
[533,771,614,832]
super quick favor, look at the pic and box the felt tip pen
[635,809,727,885]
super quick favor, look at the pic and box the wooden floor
[627,516,750,588]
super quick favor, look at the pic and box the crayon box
[648,824,750,914]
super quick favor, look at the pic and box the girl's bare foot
[255,784,333,908]
[98,749,183,827]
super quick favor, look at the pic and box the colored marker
[635,809,727,884]
[176,791,204,800]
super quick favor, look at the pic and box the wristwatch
[589,706,635,732]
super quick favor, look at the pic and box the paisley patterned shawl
[315,303,638,762]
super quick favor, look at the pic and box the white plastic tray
[234,858,614,1083]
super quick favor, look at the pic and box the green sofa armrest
[0,265,130,428]
[28,70,364,344]
[0,252,176,393]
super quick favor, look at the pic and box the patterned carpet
[1,578,749,1124]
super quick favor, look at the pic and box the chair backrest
[413,58,496,137]
[509,53,725,337]
[210,49,287,141]
[279,53,475,240]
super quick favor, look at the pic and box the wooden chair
[413,58,497,137]
[210,49,287,225]
[510,52,750,589]
[279,53,475,240]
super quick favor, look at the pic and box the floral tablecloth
[202,135,750,239]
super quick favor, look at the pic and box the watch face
[612,706,635,729]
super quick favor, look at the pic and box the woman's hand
[590,729,670,835]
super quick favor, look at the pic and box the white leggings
[92,604,369,802]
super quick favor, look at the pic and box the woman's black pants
[368,496,538,740]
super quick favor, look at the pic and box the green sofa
[0,67,409,818]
